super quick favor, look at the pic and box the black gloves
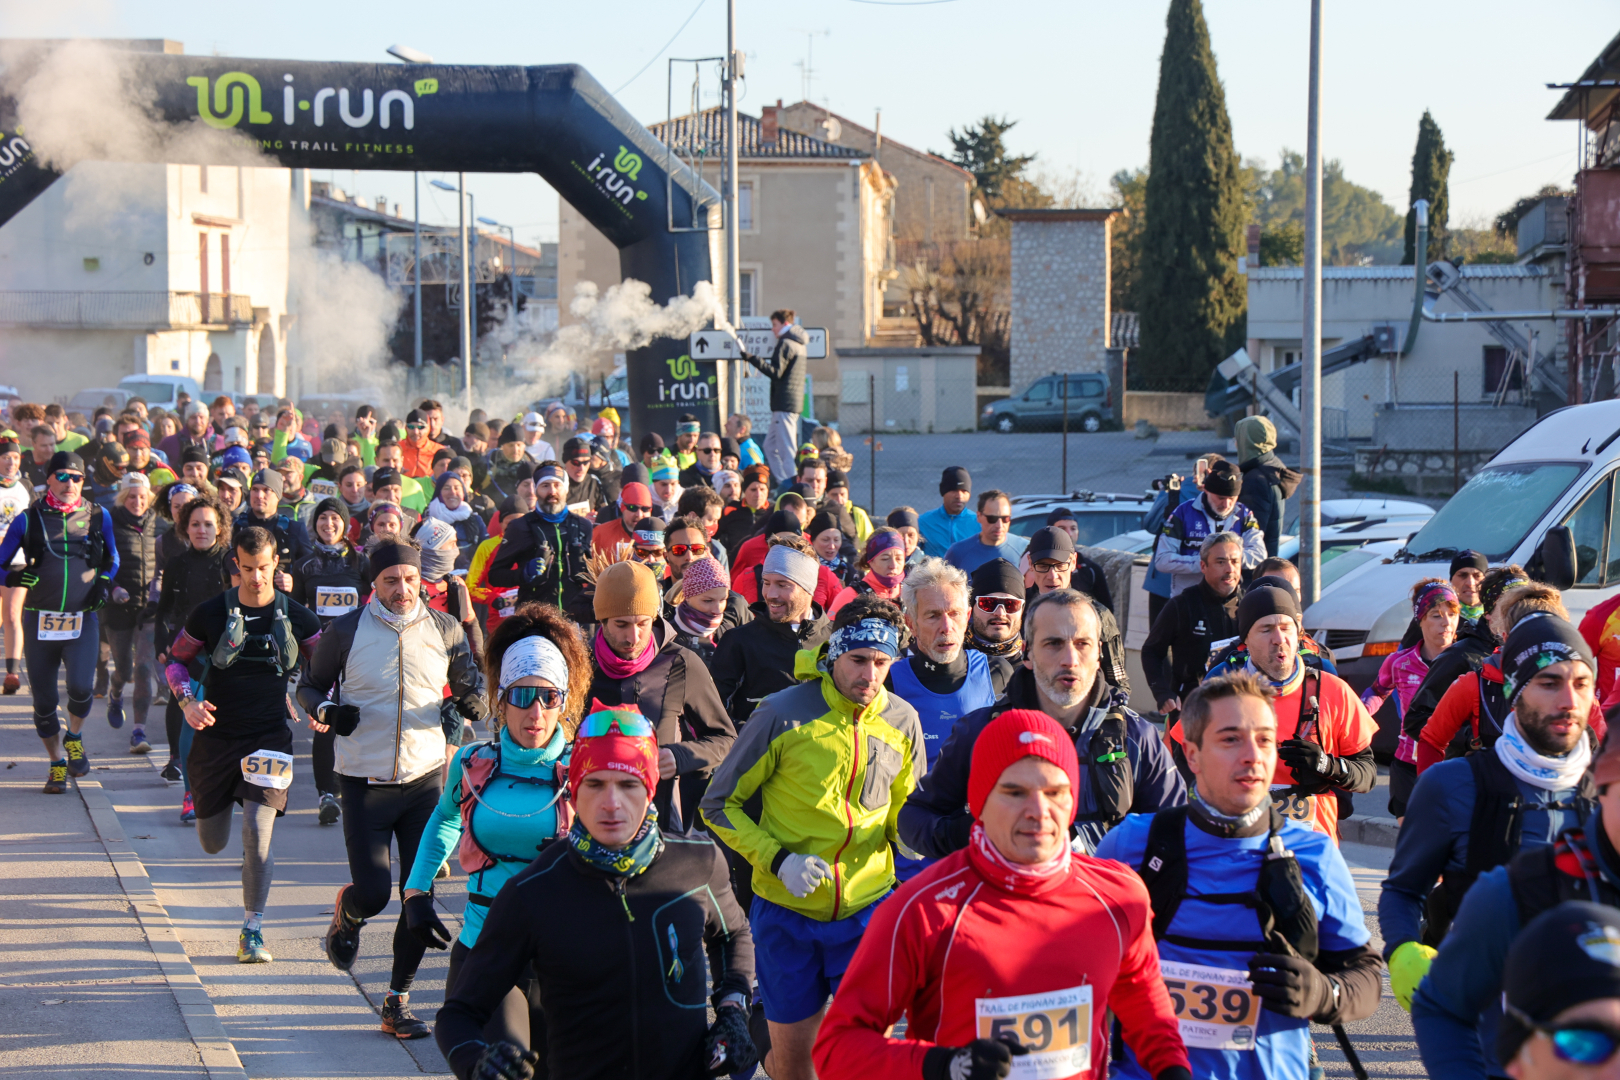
[704,1005,759,1076]
[323,703,363,736]
[469,1041,540,1080]
[1155,1069,1193,1080]
[922,1038,1029,1080]
[403,893,453,950]
[1277,739,1345,793]
[1248,952,1335,1019]
[4,569,38,590]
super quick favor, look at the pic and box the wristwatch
[316,701,331,724]
[717,992,747,1012]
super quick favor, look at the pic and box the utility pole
[413,172,422,369]
[724,0,742,410]
[1300,0,1323,605]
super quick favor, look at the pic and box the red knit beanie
[967,709,1081,823]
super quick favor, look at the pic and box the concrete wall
[1246,265,1561,439]
[1006,214,1113,391]
[837,347,980,433]
[1124,391,1216,430]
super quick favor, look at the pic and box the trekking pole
[1331,1023,1369,1080]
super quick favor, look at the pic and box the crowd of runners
[4,319,1620,1080]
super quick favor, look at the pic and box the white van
[117,374,205,412]
[1304,399,1614,689]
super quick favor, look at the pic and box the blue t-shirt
[943,533,1029,574]
[1097,812,1370,1080]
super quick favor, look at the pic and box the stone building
[999,208,1119,391]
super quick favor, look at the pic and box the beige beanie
[594,560,662,621]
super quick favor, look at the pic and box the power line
[846,0,960,5]
[1452,149,1574,186]
[613,0,708,95]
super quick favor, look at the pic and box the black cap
[181,444,210,465]
[720,436,741,460]
[1204,459,1241,497]
[371,467,403,490]
[888,507,920,529]
[1029,526,1076,563]
[563,436,591,460]
[312,496,350,532]
[48,450,85,474]
[621,462,651,488]
[1251,574,1300,605]
[1499,901,1620,1065]
[808,509,840,538]
[1502,613,1595,704]
[406,408,425,424]
[970,557,1025,599]
[639,432,665,455]
[765,509,803,536]
[939,466,971,494]
[1046,506,1078,526]
[825,467,848,491]
[499,423,524,446]
[1451,549,1489,577]
[1238,585,1301,641]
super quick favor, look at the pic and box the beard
[1035,663,1092,710]
[538,494,566,515]
[381,591,417,615]
[1517,701,1587,756]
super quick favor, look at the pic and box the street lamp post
[430,177,475,406]
[723,0,742,411]
[1300,0,1323,605]
[478,215,519,341]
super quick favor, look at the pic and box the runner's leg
[24,612,65,762]
[131,624,154,731]
[240,801,276,919]
[387,773,442,995]
[1,585,22,691]
[196,806,234,854]
[59,612,99,775]
[338,775,400,925]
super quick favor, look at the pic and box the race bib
[1270,784,1316,824]
[1161,961,1261,1050]
[315,586,359,616]
[38,610,83,640]
[566,500,591,518]
[496,588,519,618]
[240,750,294,790]
[975,985,1091,1080]
[308,479,338,499]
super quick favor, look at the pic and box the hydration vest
[200,589,299,689]
[1136,804,1320,962]
[1423,751,1596,945]
[888,651,997,768]
[1075,705,1134,829]
[455,739,571,874]
[1509,828,1620,928]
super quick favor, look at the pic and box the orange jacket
[399,436,444,478]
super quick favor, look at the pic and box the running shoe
[180,792,196,824]
[237,928,273,964]
[160,757,183,782]
[3,672,18,694]
[43,762,67,794]
[129,728,150,754]
[63,736,89,777]
[107,696,125,729]
[379,994,430,1040]
[317,792,341,826]
[322,884,363,972]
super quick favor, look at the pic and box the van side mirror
[1539,526,1577,591]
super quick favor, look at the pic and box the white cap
[523,411,543,431]
[223,426,247,446]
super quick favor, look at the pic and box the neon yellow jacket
[850,505,874,547]
[700,651,924,921]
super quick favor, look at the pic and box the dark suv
[982,372,1111,433]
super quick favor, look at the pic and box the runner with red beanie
[813,708,1190,1080]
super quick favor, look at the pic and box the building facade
[1001,209,1118,392]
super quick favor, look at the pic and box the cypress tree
[1402,110,1452,264]
[1138,0,1247,387]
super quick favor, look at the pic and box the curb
[1339,815,1398,849]
[75,779,249,1080]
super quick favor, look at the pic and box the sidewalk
[0,682,460,1078]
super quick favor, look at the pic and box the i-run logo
[584,145,650,206]
[186,71,432,131]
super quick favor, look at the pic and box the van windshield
[1400,461,1584,561]
[119,381,178,403]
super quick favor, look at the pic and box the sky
[1,0,1609,251]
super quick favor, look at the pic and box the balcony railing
[0,291,254,329]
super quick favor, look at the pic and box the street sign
[689,327,828,360]
[689,329,740,359]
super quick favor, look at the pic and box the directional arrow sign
[689,329,740,358]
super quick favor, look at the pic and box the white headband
[498,634,570,693]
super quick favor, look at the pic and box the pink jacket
[1361,644,1430,764]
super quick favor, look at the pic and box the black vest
[1509,828,1620,928]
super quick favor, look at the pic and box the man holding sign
[1096,672,1382,1080]
[164,526,323,965]
[815,708,1189,1080]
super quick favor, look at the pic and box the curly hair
[831,593,911,653]
[175,491,232,553]
[482,602,593,737]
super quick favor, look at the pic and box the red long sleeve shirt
[813,846,1189,1080]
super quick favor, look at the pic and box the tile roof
[647,108,863,161]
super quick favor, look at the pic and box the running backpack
[456,739,572,873]
[199,589,298,690]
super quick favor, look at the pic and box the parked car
[1276,499,1435,563]
[1009,490,1155,548]
[982,373,1112,434]
[116,374,205,413]
[1303,401,1620,704]
[66,388,133,413]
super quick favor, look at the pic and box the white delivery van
[1304,399,1619,691]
